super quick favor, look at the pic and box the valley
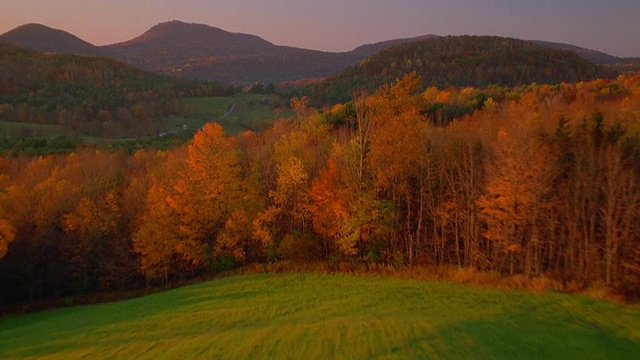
[1,12,640,359]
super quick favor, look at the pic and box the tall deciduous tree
[477,113,555,275]
[368,73,431,264]
[134,149,188,284]
[172,123,242,270]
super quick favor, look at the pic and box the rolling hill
[305,35,616,103]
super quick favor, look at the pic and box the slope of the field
[1,273,638,359]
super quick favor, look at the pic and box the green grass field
[0,121,74,139]
[1,273,639,359]
[184,95,255,119]
[165,94,294,135]
[162,116,208,131]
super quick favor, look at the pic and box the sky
[1,0,640,57]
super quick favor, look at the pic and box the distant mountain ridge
[101,20,361,84]
[530,40,638,66]
[1,21,637,84]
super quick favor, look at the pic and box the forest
[304,36,615,104]
[1,73,640,307]
[0,43,236,138]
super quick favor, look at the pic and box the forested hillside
[305,36,616,104]
[0,43,235,138]
[3,22,634,87]
[103,21,365,84]
[1,73,639,307]
[0,22,433,85]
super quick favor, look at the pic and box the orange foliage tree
[367,73,431,263]
[477,109,555,275]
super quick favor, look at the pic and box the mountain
[305,36,615,104]
[0,21,442,85]
[102,20,363,84]
[108,20,273,51]
[1,21,635,85]
[0,23,104,56]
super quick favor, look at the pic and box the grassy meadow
[1,273,639,359]
[165,94,293,135]
[0,121,74,139]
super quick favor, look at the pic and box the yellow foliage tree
[133,149,189,282]
[169,123,243,268]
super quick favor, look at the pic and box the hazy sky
[2,0,639,57]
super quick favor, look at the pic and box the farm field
[164,94,293,135]
[0,121,74,139]
[1,273,639,359]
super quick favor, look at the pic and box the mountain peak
[10,23,54,32]
[110,20,273,49]
[151,20,214,31]
[0,23,103,56]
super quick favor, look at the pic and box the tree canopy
[2,73,640,307]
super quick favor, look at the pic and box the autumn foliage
[2,74,640,306]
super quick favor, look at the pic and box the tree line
[1,74,640,307]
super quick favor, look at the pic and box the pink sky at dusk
[2,0,640,57]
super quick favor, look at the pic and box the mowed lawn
[1,273,639,359]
